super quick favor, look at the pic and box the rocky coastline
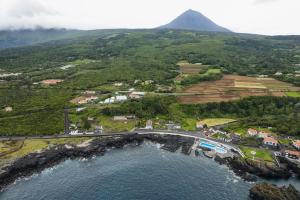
[1,133,300,193]
[0,133,194,191]
[222,156,292,181]
[249,183,300,200]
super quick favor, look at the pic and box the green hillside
[0,29,300,136]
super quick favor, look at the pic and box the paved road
[0,132,132,141]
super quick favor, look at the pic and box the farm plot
[177,62,206,74]
[178,75,300,104]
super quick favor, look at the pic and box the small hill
[158,9,231,33]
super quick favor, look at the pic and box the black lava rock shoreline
[1,133,300,193]
[217,156,292,182]
[0,133,194,191]
[249,183,300,200]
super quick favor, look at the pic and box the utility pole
[64,107,70,135]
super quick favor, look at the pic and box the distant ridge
[0,28,84,49]
[158,9,231,33]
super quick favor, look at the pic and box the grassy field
[181,118,197,131]
[0,137,93,166]
[278,138,292,146]
[97,116,136,132]
[240,146,274,163]
[204,68,221,74]
[198,118,236,127]
[69,107,136,133]
[178,75,300,104]
[211,133,230,139]
[286,91,300,97]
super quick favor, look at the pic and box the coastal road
[0,132,133,141]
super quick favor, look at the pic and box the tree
[81,117,91,130]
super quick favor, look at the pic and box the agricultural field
[286,91,300,97]
[177,61,206,74]
[198,118,237,127]
[178,75,300,104]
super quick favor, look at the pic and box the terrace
[178,75,300,104]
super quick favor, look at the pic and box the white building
[4,106,13,112]
[145,120,153,130]
[104,97,116,104]
[76,107,86,112]
[69,130,81,135]
[102,95,128,104]
[116,95,127,102]
[166,123,181,130]
[94,126,103,134]
[114,82,123,86]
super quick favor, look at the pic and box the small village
[64,86,300,166]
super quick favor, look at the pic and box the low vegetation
[198,118,236,127]
[240,146,274,163]
[0,137,92,165]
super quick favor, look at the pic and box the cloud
[0,0,299,35]
[6,0,58,18]
[253,0,279,4]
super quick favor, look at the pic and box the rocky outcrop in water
[143,134,194,154]
[229,157,291,180]
[0,133,194,191]
[249,183,300,200]
[277,156,300,178]
[213,155,291,182]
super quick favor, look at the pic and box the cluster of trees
[1,29,300,88]
[0,88,73,136]
[181,96,300,135]
[276,75,300,86]
[101,96,176,119]
[102,96,300,136]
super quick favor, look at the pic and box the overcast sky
[0,0,299,35]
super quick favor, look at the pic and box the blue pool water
[1,142,299,200]
[199,141,227,154]
[200,142,215,148]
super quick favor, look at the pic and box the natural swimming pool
[199,141,227,154]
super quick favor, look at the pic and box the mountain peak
[185,9,199,13]
[158,9,231,33]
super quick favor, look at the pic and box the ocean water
[0,142,299,200]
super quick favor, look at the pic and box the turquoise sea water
[0,142,299,200]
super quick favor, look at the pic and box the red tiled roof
[248,128,258,134]
[263,136,278,144]
[293,140,300,147]
[41,79,63,85]
[285,150,300,157]
[248,128,257,132]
